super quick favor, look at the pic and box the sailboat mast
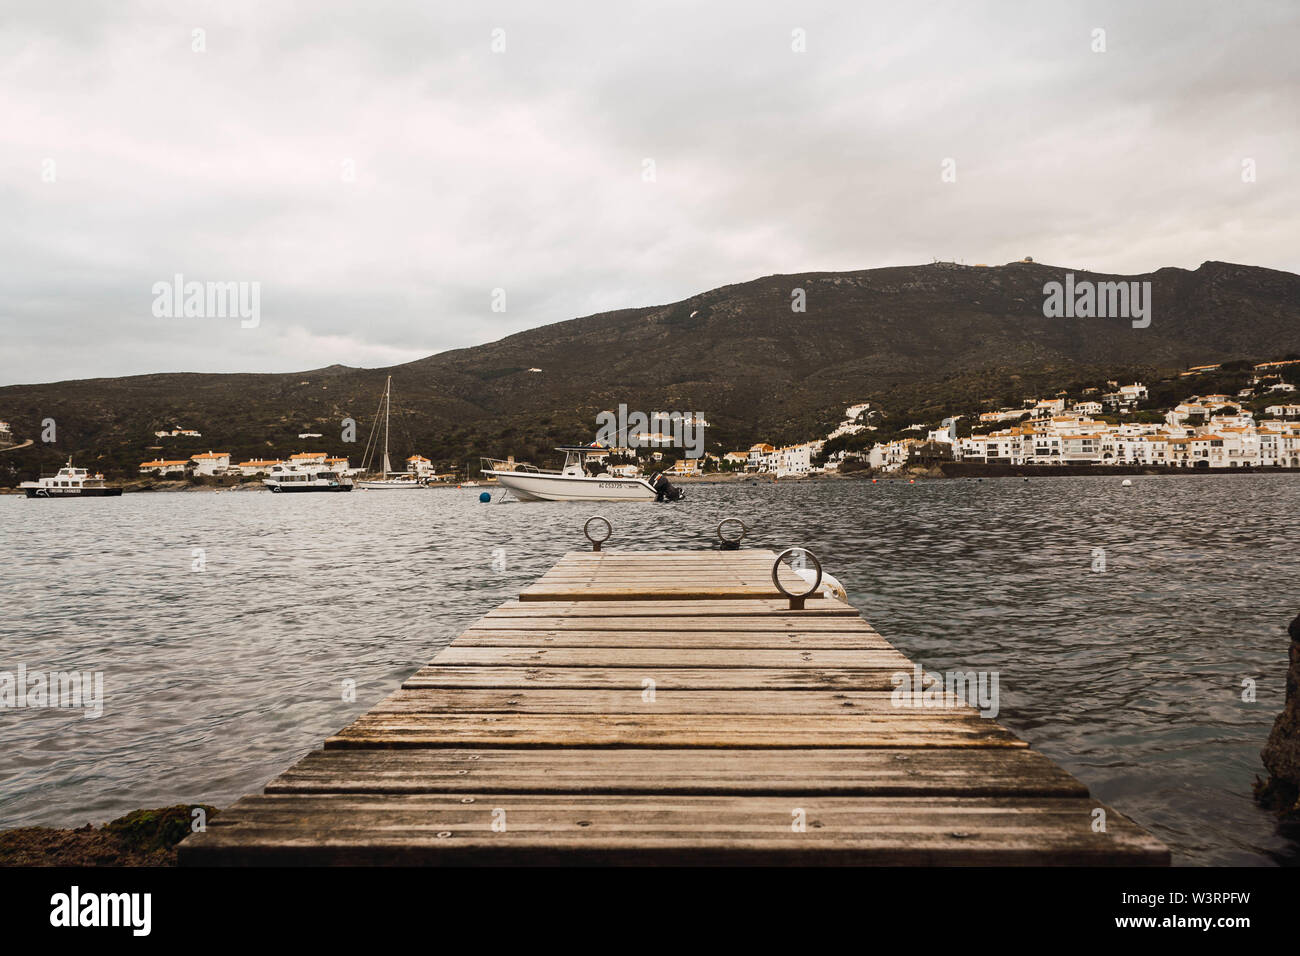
[382,375,392,475]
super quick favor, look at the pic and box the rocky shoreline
[0,805,217,866]
[1257,613,1300,819]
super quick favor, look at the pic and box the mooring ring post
[772,547,822,610]
[716,517,748,551]
[584,515,612,552]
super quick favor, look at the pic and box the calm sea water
[1,476,1297,865]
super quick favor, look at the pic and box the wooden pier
[179,548,1169,865]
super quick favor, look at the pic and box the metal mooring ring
[772,547,823,602]
[584,515,613,551]
[717,518,748,545]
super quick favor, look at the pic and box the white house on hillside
[775,443,815,475]
[139,459,190,476]
[1119,383,1149,401]
[237,459,282,476]
[1034,398,1066,415]
[827,403,875,440]
[190,451,231,475]
[747,443,776,471]
[666,458,703,477]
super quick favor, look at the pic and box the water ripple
[0,475,1297,865]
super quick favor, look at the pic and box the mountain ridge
[2,259,1298,479]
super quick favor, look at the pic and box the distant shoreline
[3,464,1298,495]
[935,462,1300,479]
[660,465,1300,482]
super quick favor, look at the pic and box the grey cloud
[0,0,1295,384]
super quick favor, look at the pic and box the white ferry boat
[480,446,683,502]
[21,460,123,498]
[263,462,354,493]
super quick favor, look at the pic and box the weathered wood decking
[179,549,1169,865]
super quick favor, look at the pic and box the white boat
[480,446,683,502]
[21,460,123,498]
[355,473,425,490]
[356,375,428,490]
[263,462,353,493]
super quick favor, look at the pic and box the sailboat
[355,376,427,490]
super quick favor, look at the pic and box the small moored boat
[263,462,353,493]
[355,375,428,490]
[355,473,425,490]
[20,460,123,498]
[480,446,684,502]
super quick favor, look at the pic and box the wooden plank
[367,688,980,715]
[549,561,785,567]
[552,559,784,564]
[533,563,795,573]
[525,580,794,589]
[470,616,880,631]
[264,747,1090,797]
[534,569,784,574]
[529,569,811,586]
[325,713,1026,748]
[533,567,791,573]
[429,646,913,669]
[528,573,787,580]
[519,588,788,602]
[519,551,816,602]
[557,556,782,560]
[527,572,793,580]
[455,630,889,649]
[524,562,801,573]
[405,666,910,690]
[484,599,860,617]
[178,794,1169,866]
[543,569,790,574]
[556,549,778,555]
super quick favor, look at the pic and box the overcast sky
[1,0,1296,385]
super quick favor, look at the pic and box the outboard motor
[650,472,684,502]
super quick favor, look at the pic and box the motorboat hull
[264,482,353,493]
[485,470,657,502]
[23,487,123,498]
